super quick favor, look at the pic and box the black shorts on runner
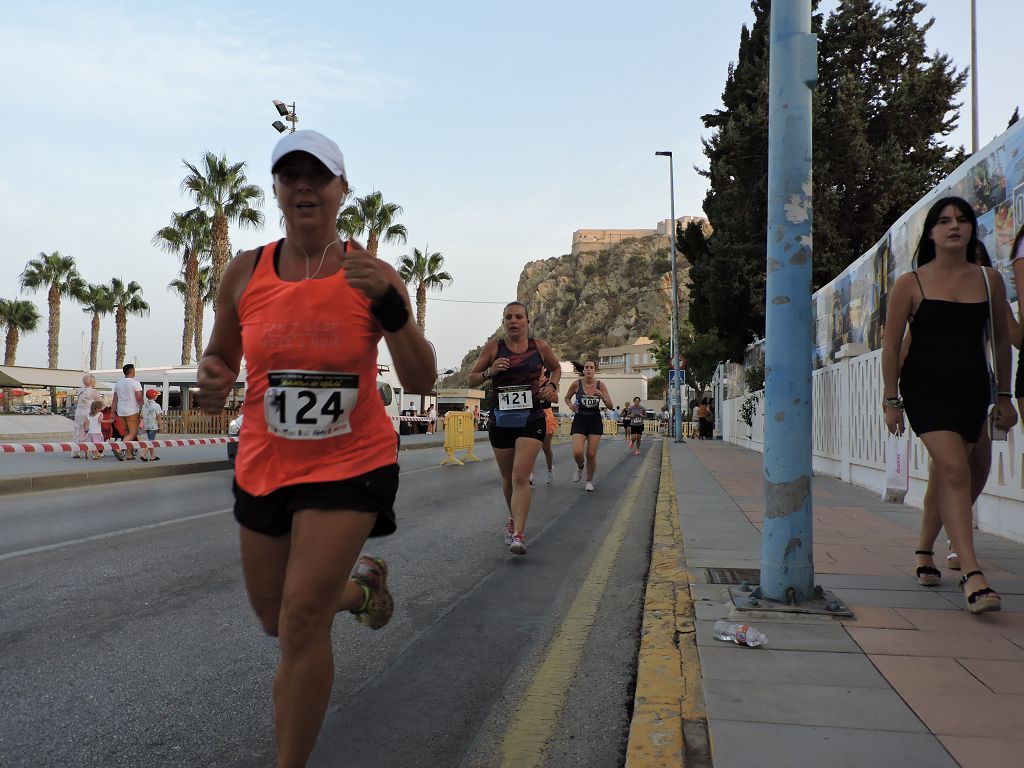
[630,424,645,435]
[570,413,604,437]
[233,463,399,538]
[488,416,546,449]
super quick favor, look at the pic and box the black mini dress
[899,271,991,442]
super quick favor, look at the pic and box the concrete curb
[625,440,709,767]
[0,460,231,495]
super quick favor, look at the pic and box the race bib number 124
[264,370,359,440]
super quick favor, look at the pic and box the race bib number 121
[264,370,359,440]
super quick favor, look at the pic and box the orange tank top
[234,239,397,496]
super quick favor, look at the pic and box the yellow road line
[624,439,707,768]
[497,448,657,768]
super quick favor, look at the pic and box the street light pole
[970,0,979,154]
[761,0,816,603]
[655,151,685,443]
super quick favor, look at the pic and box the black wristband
[371,284,410,332]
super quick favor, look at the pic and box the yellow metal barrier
[602,419,621,438]
[552,416,573,444]
[440,411,482,466]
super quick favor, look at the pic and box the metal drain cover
[705,568,760,585]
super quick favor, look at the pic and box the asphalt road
[0,438,660,768]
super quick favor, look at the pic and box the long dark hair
[914,196,978,267]
[1011,224,1024,266]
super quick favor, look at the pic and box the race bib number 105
[264,370,359,440]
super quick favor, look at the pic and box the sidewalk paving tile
[939,735,1024,768]
[709,721,957,768]
[847,626,1024,660]
[956,658,1024,694]
[898,688,1024,738]
[702,679,927,731]
[698,646,889,687]
[829,587,962,609]
[866,655,991,694]
[840,605,916,629]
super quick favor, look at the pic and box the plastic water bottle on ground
[713,620,767,648]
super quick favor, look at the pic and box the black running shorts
[233,463,399,538]
[570,412,604,437]
[488,416,546,449]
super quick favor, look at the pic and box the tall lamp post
[761,0,816,603]
[272,100,298,133]
[655,150,685,443]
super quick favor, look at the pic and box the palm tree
[337,191,408,255]
[79,283,115,370]
[108,278,150,369]
[153,208,213,364]
[0,299,42,412]
[396,246,454,334]
[20,251,86,410]
[168,266,214,363]
[19,251,86,369]
[180,152,264,311]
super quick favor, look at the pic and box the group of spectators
[71,364,164,460]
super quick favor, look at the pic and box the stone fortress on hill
[570,216,706,256]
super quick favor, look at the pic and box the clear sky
[2,0,1019,374]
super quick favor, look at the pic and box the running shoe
[546,470,553,485]
[351,556,393,630]
[635,449,640,456]
[573,465,583,483]
[504,518,515,545]
[509,533,527,555]
[529,472,534,486]
[585,481,594,492]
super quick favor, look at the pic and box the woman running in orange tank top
[197,129,434,767]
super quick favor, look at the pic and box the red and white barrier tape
[0,437,239,454]
[399,415,431,422]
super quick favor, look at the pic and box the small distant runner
[626,397,647,456]
[564,361,614,491]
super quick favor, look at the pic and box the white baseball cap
[270,130,346,179]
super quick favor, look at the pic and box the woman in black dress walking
[882,196,1016,614]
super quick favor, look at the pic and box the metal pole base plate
[728,584,853,617]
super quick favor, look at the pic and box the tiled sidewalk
[673,440,1024,768]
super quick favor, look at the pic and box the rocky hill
[443,234,689,386]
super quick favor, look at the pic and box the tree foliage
[153,208,213,365]
[337,191,408,256]
[181,152,264,311]
[693,0,967,360]
[108,278,150,369]
[396,246,453,334]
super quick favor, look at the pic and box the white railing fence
[721,348,1024,544]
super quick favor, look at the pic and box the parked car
[227,378,402,465]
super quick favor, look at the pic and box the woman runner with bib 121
[197,129,434,768]
[467,302,560,555]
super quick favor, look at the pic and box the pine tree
[692,1,773,361]
[693,0,966,360]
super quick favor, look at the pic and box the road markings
[0,508,232,562]
[497,447,656,768]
